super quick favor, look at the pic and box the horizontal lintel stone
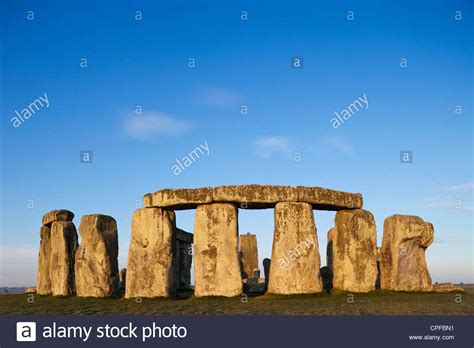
[144,185,362,211]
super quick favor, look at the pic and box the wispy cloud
[322,136,354,155]
[197,87,241,107]
[445,181,474,192]
[123,111,191,140]
[255,136,291,158]
[425,181,473,213]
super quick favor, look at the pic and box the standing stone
[194,203,242,297]
[268,202,322,294]
[332,209,378,292]
[375,247,381,289]
[37,226,52,295]
[263,258,271,291]
[381,215,434,292]
[326,228,334,271]
[119,268,127,291]
[75,214,119,297]
[239,233,259,279]
[49,221,78,296]
[177,240,192,289]
[320,266,333,293]
[125,208,176,298]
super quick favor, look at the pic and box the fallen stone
[36,226,52,295]
[381,215,434,292]
[125,208,177,298]
[239,233,259,279]
[144,188,213,210]
[332,209,378,292]
[75,214,120,297]
[42,209,74,227]
[433,283,464,293]
[268,202,323,294]
[25,287,37,293]
[49,221,78,296]
[194,203,242,297]
[297,186,363,210]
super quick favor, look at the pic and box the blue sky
[1,0,472,286]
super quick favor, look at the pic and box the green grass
[1,286,472,316]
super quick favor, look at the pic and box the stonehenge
[176,228,193,290]
[75,214,120,297]
[194,203,242,297]
[239,233,259,279]
[381,215,434,292]
[331,209,378,292]
[125,208,177,298]
[268,202,322,294]
[36,210,77,296]
[49,221,79,296]
[36,185,446,299]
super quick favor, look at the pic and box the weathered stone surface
[268,202,323,294]
[75,214,119,297]
[144,185,361,210]
[213,185,297,208]
[144,188,213,210]
[263,258,271,290]
[326,228,334,271]
[25,287,37,293]
[42,209,74,227]
[49,221,78,296]
[194,203,242,297]
[381,215,434,292]
[332,209,378,292]
[239,233,259,279]
[297,186,363,210]
[119,268,127,291]
[433,283,464,293]
[125,208,176,298]
[37,226,52,295]
[177,240,192,289]
[176,228,193,243]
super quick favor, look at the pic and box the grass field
[0,285,472,316]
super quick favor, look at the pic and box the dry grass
[0,286,472,316]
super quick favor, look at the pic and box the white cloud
[197,87,241,107]
[255,136,291,158]
[123,111,191,140]
[322,136,353,155]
